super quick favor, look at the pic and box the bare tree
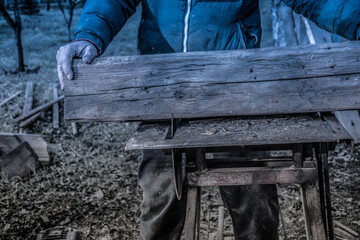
[0,0,25,72]
[57,0,80,41]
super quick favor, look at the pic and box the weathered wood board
[125,114,351,150]
[65,41,360,122]
[0,141,40,178]
[188,167,317,186]
[0,133,50,164]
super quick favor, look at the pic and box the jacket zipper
[183,0,192,52]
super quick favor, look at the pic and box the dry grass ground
[0,1,359,239]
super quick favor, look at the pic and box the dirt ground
[0,1,359,239]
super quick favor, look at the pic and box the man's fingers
[57,46,74,80]
[61,60,73,80]
[82,44,98,64]
[57,65,65,90]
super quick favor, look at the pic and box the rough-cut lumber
[334,228,357,240]
[19,112,41,128]
[65,41,360,122]
[217,206,225,240]
[0,133,50,164]
[334,221,359,237]
[14,95,64,122]
[22,82,34,116]
[125,114,351,150]
[20,82,34,133]
[0,141,40,178]
[52,83,60,129]
[184,187,199,240]
[0,90,22,107]
[301,182,327,240]
[188,167,317,186]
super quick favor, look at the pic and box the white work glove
[56,40,98,90]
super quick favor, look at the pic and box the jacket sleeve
[282,0,360,40]
[74,0,141,54]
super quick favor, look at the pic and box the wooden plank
[19,112,41,128]
[0,133,50,164]
[334,221,359,237]
[0,134,21,156]
[0,141,40,178]
[187,167,317,186]
[14,96,64,122]
[52,83,60,129]
[301,182,327,240]
[125,114,352,150]
[22,82,34,116]
[20,81,34,132]
[217,206,225,240]
[65,41,360,122]
[334,228,357,240]
[0,90,22,107]
[184,187,199,240]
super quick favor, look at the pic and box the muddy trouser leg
[219,185,280,240]
[138,149,187,240]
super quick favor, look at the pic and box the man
[56,1,360,239]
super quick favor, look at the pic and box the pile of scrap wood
[0,133,49,178]
[11,82,64,131]
[0,82,62,178]
[0,82,64,131]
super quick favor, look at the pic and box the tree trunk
[0,0,25,72]
[67,1,75,41]
[14,25,25,72]
[13,0,24,71]
[47,0,50,11]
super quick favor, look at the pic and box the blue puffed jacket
[74,0,360,54]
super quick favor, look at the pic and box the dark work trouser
[138,150,280,240]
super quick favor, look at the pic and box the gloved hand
[56,40,98,90]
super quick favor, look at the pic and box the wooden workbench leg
[185,149,206,240]
[301,180,327,240]
[185,187,200,240]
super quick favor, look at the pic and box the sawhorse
[126,113,352,240]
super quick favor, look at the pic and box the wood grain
[188,167,317,186]
[125,114,351,150]
[301,182,327,240]
[65,41,360,122]
[20,81,34,132]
